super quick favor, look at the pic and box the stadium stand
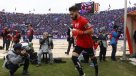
[0,7,136,39]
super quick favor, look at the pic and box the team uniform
[71,16,98,76]
[1,28,12,51]
[12,30,21,44]
[72,16,94,57]
[27,28,34,42]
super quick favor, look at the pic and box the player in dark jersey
[69,5,98,76]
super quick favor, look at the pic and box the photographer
[2,43,30,76]
[37,32,54,66]
[21,42,37,64]
[109,25,120,61]
[98,30,108,62]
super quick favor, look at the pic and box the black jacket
[134,31,136,43]
[67,29,74,42]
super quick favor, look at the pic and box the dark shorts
[73,46,94,57]
[28,36,33,42]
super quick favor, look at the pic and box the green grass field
[0,59,136,76]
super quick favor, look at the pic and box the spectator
[0,7,136,38]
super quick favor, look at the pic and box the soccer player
[12,30,21,44]
[27,24,34,42]
[69,5,98,76]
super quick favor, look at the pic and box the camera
[92,35,99,42]
[20,42,34,55]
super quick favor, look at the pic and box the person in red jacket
[12,30,21,44]
[27,24,34,42]
[69,5,98,76]
[93,39,99,54]
[1,27,8,49]
[1,27,12,51]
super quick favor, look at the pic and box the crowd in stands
[0,7,136,38]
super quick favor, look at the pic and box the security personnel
[65,28,75,55]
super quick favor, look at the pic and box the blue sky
[0,0,136,14]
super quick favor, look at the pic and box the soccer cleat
[65,52,69,55]
[22,71,30,76]
[111,58,117,61]
[36,64,41,67]
[103,59,107,62]
[49,60,54,64]
[89,63,94,67]
[75,67,77,70]
[9,74,14,76]
[96,73,99,76]
[79,73,85,76]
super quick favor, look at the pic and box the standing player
[27,24,34,42]
[1,27,12,52]
[12,30,21,44]
[69,6,98,76]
